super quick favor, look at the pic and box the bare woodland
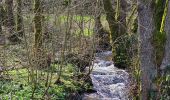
[0,0,170,100]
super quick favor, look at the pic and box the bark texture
[34,0,43,48]
[0,1,5,45]
[5,0,20,43]
[0,2,2,34]
[118,0,127,35]
[16,0,24,37]
[138,0,157,99]
[155,0,166,30]
[103,0,129,68]
[103,0,118,43]
[161,1,170,70]
[5,0,15,34]
[95,15,110,51]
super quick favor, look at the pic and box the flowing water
[82,51,130,100]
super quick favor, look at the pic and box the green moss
[160,0,169,32]
[155,0,166,31]
[153,0,167,67]
[152,31,166,66]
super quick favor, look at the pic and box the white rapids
[83,51,130,100]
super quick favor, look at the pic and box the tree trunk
[161,0,170,70]
[103,0,129,68]
[34,0,42,49]
[94,15,104,37]
[0,1,5,45]
[94,15,110,51]
[138,0,157,99]
[0,2,2,35]
[29,0,43,89]
[155,0,166,31]
[103,0,118,44]
[102,0,119,65]
[5,0,15,32]
[118,0,127,35]
[0,1,5,26]
[16,0,24,37]
[5,0,20,43]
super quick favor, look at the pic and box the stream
[82,51,130,100]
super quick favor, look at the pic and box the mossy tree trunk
[31,0,43,98]
[103,0,128,68]
[103,0,118,44]
[115,0,129,68]
[117,0,127,35]
[155,0,166,31]
[102,0,119,65]
[34,0,42,49]
[16,0,24,37]
[94,15,110,51]
[152,0,167,69]
[161,0,170,70]
[158,0,170,98]
[138,0,158,99]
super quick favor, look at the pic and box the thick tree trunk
[161,1,170,70]
[95,15,110,51]
[138,0,157,99]
[118,0,127,35]
[103,0,129,68]
[103,0,118,44]
[5,0,20,43]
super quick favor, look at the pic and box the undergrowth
[0,64,92,99]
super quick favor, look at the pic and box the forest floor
[0,64,92,99]
[0,45,92,99]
